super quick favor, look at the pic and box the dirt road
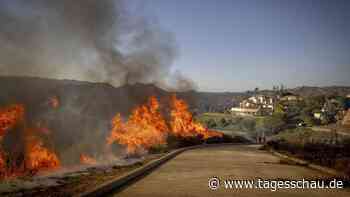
[113,145,349,197]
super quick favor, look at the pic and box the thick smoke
[164,70,198,92]
[0,0,193,90]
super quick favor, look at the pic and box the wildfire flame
[0,104,24,137]
[0,95,222,179]
[107,95,223,154]
[80,154,97,165]
[25,136,60,171]
[0,151,6,176]
[0,104,60,179]
[107,96,168,154]
[170,95,223,139]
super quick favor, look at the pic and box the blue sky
[142,0,350,92]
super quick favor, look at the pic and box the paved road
[215,129,256,142]
[113,145,350,197]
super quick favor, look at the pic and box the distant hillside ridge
[289,86,350,97]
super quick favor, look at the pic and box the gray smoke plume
[0,0,193,90]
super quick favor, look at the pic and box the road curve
[112,145,350,197]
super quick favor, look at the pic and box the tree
[298,113,315,126]
[302,96,325,115]
[265,115,286,134]
[345,97,350,110]
[240,118,256,132]
[206,119,217,128]
[273,86,278,92]
[279,84,285,95]
[219,118,229,128]
[274,102,285,115]
[254,87,259,94]
[333,96,346,110]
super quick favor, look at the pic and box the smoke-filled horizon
[0,0,196,92]
[1,0,350,93]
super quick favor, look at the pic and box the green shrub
[205,119,217,128]
[219,118,230,128]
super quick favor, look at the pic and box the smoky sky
[150,0,350,92]
[0,0,193,90]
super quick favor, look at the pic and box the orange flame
[0,151,5,176]
[25,136,60,171]
[0,104,24,137]
[0,104,60,179]
[107,96,223,154]
[170,95,222,139]
[80,154,97,165]
[107,96,168,154]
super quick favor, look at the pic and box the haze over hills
[1,76,349,114]
[0,76,349,163]
[288,86,350,97]
[0,76,350,112]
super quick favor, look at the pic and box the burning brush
[107,95,222,155]
[0,104,60,179]
[0,95,222,180]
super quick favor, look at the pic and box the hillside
[1,77,349,116]
[0,77,349,161]
[289,86,350,97]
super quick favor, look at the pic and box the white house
[231,95,275,116]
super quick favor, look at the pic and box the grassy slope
[267,128,350,176]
